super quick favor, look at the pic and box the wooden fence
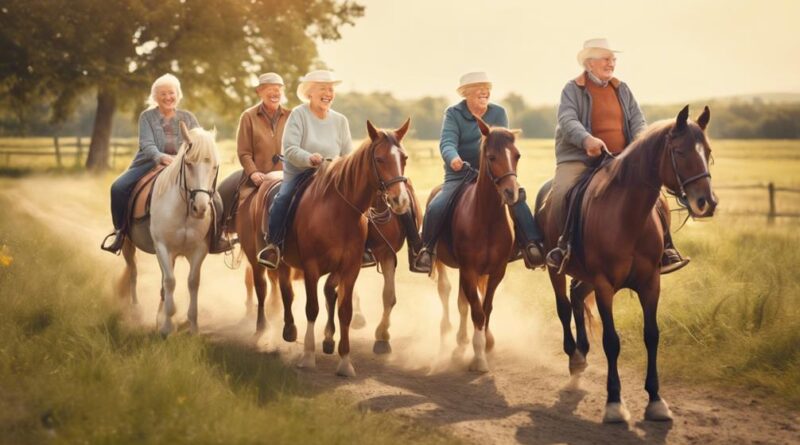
[0,136,137,167]
[715,183,800,222]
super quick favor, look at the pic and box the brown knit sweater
[586,78,625,154]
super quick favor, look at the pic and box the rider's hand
[450,156,464,171]
[250,172,266,186]
[309,153,324,166]
[159,155,174,166]
[583,135,606,158]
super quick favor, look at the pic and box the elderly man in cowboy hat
[257,69,357,269]
[544,38,689,274]
[412,71,545,273]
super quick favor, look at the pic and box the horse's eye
[375,157,385,164]
[487,155,496,162]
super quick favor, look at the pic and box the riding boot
[209,194,237,254]
[413,247,433,274]
[398,211,427,273]
[660,231,690,275]
[101,230,125,254]
[509,188,545,269]
[361,248,377,268]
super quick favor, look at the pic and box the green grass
[0,193,461,445]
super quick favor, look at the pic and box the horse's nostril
[697,197,706,210]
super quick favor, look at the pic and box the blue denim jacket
[439,100,508,181]
[130,108,199,168]
[554,73,646,165]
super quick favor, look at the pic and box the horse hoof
[451,344,467,361]
[351,313,367,330]
[645,399,674,421]
[569,351,588,376]
[373,340,392,355]
[469,356,490,373]
[322,339,335,355]
[297,352,315,369]
[256,318,267,334]
[282,324,297,342]
[603,402,631,424]
[336,356,356,377]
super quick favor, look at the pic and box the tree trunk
[85,89,117,172]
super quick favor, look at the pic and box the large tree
[0,0,363,171]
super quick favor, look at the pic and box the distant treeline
[2,92,799,140]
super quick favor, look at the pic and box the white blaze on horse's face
[385,144,410,214]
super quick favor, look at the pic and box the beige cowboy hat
[255,72,284,89]
[456,71,492,97]
[296,69,342,103]
[576,38,621,67]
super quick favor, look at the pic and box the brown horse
[535,106,717,423]
[264,119,411,377]
[429,118,521,373]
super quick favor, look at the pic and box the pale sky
[316,0,800,105]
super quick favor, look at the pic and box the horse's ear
[697,106,710,131]
[366,120,379,141]
[510,128,523,138]
[211,126,218,140]
[476,116,491,136]
[395,117,411,141]
[675,105,689,131]
[180,121,192,145]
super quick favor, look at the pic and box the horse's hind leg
[244,265,255,315]
[454,282,470,355]
[435,261,453,344]
[570,279,593,375]
[298,269,321,368]
[266,269,281,315]
[638,276,673,421]
[373,255,397,355]
[186,248,206,335]
[322,274,339,355]
[278,265,296,342]
[351,291,367,330]
[120,239,138,306]
[548,268,578,374]
[252,263,268,335]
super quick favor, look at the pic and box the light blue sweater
[281,104,352,180]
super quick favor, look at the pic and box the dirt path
[5,177,798,445]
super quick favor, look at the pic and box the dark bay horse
[265,119,412,377]
[429,118,522,373]
[535,106,717,423]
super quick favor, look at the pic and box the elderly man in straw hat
[412,71,545,273]
[257,69,359,269]
[233,72,291,205]
[544,38,689,274]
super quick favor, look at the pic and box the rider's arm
[439,107,460,167]
[338,115,353,157]
[557,83,591,149]
[236,112,258,178]
[137,111,165,163]
[622,84,647,139]
[282,109,313,168]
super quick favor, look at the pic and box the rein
[663,130,712,205]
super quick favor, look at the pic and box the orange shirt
[586,79,626,154]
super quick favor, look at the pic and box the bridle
[663,129,712,205]
[369,132,408,205]
[177,142,219,216]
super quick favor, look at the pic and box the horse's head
[661,106,717,218]
[476,117,521,206]
[366,118,411,215]
[179,122,220,219]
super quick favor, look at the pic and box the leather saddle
[260,168,317,238]
[125,165,166,229]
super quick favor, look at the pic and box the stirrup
[361,248,377,268]
[411,248,433,274]
[546,243,571,275]
[257,244,281,270]
[100,231,124,255]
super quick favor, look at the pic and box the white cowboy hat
[255,72,284,88]
[456,71,492,97]
[576,38,621,67]
[296,69,342,103]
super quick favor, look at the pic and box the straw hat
[576,38,621,67]
[456,71,492,97]
[296,70,342,103]
[255,72,284,88]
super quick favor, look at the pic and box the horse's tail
[116,239,135,301]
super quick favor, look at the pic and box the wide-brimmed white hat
[576,38,621,67]
[456,71,492,97]
[296,70,342,103]
[255,72,284,88]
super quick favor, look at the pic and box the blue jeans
[110,162,155,230]
[266,173,304,246]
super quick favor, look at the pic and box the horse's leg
[435,261,453,343]
[244,264,255,315]
[595,281,630,423]
[548,268,578,374]
[120,238,138,306]
[638,275,673,421]
[373,255,396,355]
[460,270,488,373]
[351,291,367,330]
[266,269,281,315]
[298,269,320,368]
[454,282,470,353]
[335,267,360,377]
[322,274,339,355]
[186,248,205,335]
[252,263,268,335]
[155,244,177,338]
[570,279,594,375]
[482,271,505,354]
[278,265,297,342]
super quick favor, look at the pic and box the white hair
[147,73,183,109]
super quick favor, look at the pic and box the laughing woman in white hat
[411,72,545,273]
[257,69,354,269]
[544,38,688,274]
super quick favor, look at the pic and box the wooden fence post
[53,136,62,167]
[76,136,83,164]
[767,182,776,224]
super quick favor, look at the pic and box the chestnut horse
[264,119,411,376]
[429,118,522,373]
[535,106,717,423]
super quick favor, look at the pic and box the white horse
[120,122,220,337]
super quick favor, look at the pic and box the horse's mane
[603,120,673,189]
[153,127,218,197]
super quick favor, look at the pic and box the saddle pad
[129,165,166,221]
[261,168,317,236]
